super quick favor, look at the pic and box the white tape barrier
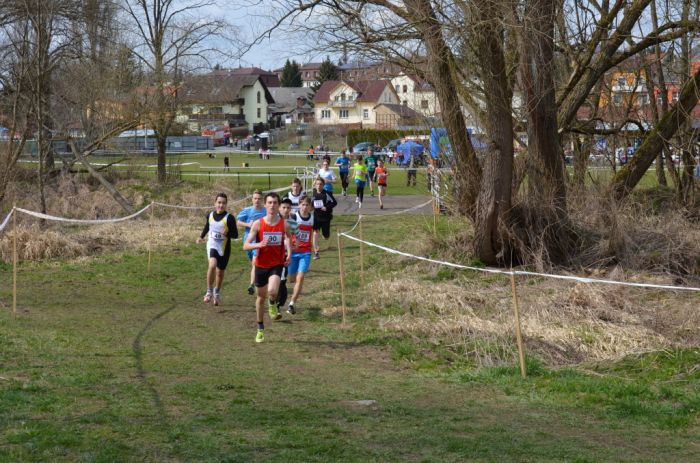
[15,204,153,224]
[153,185,295,211]
[0,209,13,233]
[340,233,700,293]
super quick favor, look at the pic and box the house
[390,73,441,117]
[298,62,323,88]
[268,87,314,124]
[177,73,274,133]
[313,80,409,127]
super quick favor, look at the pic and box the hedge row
[347,128,430,147]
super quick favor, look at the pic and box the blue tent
[396,140,424,166]
[430,127,488,158]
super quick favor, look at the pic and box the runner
[276,198,298,312]
[236,190,266,296]
[335,149,351,196]
[287,196,314,314]
[311,177,337,259]
[353,154,368,208]
[243,192,292,343]
[364,148,379,197]
[375,159,389,209]
[283,177,306,214]
[196,193,239,306]
[317,159,337,194]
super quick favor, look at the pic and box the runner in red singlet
[243,192,292,343]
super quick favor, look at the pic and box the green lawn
[1,213,699,461]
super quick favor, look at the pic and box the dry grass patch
[360,264,700,367]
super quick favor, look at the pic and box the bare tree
[122,0,230,183]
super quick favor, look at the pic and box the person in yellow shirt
[353,155,368,208]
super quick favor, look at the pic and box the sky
[201,1,332,71]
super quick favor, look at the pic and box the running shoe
[313,252,320,260]
[213,294,221,306]
[203,293,212,304]
[355,197,359,203]
[370,191,374,197]
[255,329,265,343]
[287,303,296,315]
[380,204,384,209]
[358,202,362,209]
[343,189,347,196]
[247,284,255,295]
[269,302,282,320]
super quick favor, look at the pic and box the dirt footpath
[332,194,432,215]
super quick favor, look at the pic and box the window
[635,77,646,87]
[402,100,408,106]
[341,93,346,101]
[637,94,649,106]
[402,84,408,93]
[612,94,622,105]
[209,106,223,114]
[363,109,369,119]
[421,100,429,109]
[672,91,679,103]
[321,109,331,119]
[339,109,349,119]
[617,77,626,87]
[257,91,261,104]
[257,108,261,118]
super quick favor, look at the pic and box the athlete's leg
[267,275,281,303]
[290,272,305,303]
[206,257,217,288]
[256,285,267,323]
[215,268,225,289]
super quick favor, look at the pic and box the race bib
[263,232,283,246]
[313,200,324,208]
[211,231,226,240]
[297,230,311,242]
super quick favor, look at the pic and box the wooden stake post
[510,272,527,378]
[359,216,364,286]
[337,232,347,325]
[12,204,17,317]
[147,203,154,272]
[432,196,438,236]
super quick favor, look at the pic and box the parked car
[383,138,401,152]
[352,141,381,153]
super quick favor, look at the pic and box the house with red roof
[313,80,420,128]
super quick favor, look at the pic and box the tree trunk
[405,0,482,216]
[70,142,134,214]
[472,5,515,265]
[519,0,570,263]
[611,65,700,200]
[157,134,167,183]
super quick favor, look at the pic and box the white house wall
[390,75,440,117]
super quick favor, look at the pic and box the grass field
[19,151,434,197]
[1,211,699,462]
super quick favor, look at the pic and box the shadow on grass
[132,303,177,432]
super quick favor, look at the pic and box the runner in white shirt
[317,159,337,194]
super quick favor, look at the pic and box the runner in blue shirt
[236,189,266,295]
[335,150,351,196]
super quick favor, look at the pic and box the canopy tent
[396,140,425,166]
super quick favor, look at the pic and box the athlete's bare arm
[243,220,268,250]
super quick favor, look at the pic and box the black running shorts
[254,265,284,287]
[313,220,331,239]
[209,248,230,270]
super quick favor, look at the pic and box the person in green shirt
[364,149,379,197]
[353,155,368,208]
